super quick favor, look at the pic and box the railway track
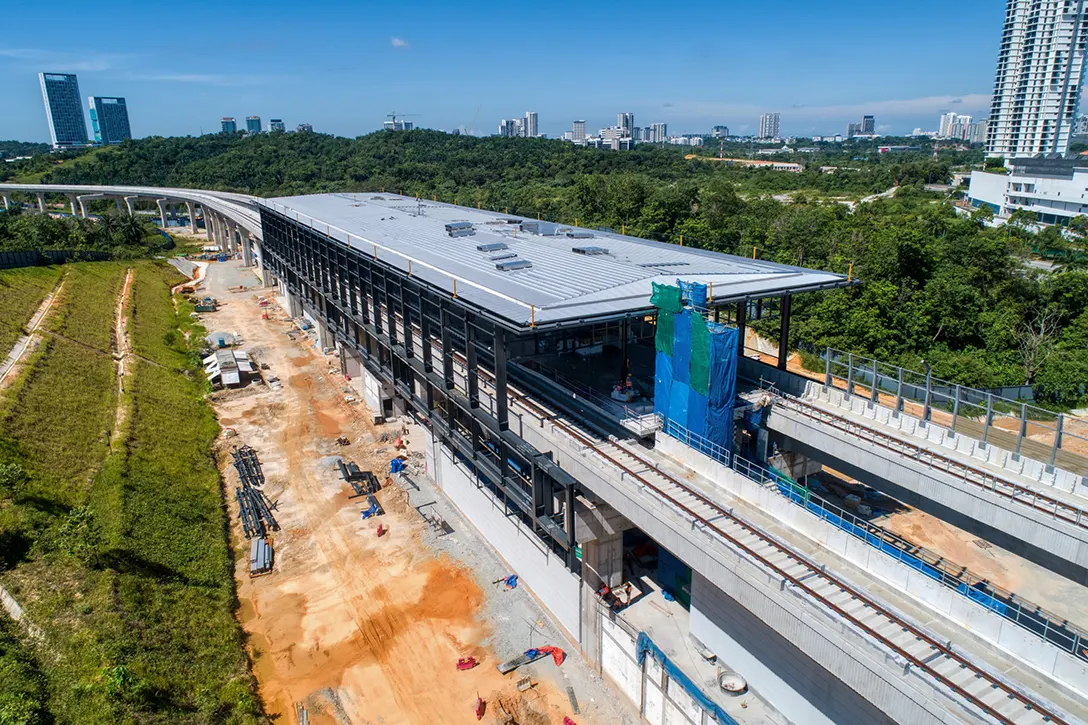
[771,391,1088,530]
[468,369,1074,725]
[417,331,1077,723]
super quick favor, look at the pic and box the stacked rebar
[232,446,278,539]
[232,445,265,487]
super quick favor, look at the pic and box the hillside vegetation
[5,130,1087,405]
[0,261,261,724]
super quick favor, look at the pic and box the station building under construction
[255,192,1088,725]
[3,181,1086,725]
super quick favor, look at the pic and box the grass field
[0,261,262,724]
[0,611,47,724]
[0,266,63,355]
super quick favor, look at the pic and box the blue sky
[2,0,1006,142]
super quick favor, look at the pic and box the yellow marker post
[373,244,378,260]
[408,260,413,277]
[478,202,481,209]
[530,305,536,328]
[505,207,509,214]
[679,234,684,247]
[537,212,541,220]
[453,279,458,298]
[708,281,713,301]
[848,262,853,281]
[433,195,436,202]
[621,224,625,236]
[752,246,758,259]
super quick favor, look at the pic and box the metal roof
[259,192,854,328]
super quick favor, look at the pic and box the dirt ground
[201,262,595,725]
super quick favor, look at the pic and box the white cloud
[391,37,409,49]
[0,47,128,72]
[647,93,992,122]
[126,72,276,87]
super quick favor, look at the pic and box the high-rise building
[525,111,538,137]
[651,122,667,143]
[296,123,313,133]
[711,125,730,138]
[861,115,875,134]
[967,119,990,144]
[88,96,130,145]
[246,116,262,133]
[759,112,780,139]
[39,72,88,149]
[938,111,958,138]
[847,122,861,138]
[221,117,237,133]
[498,119,517,137]
[987,0,1088,158]
[1075,115,1088,135]
[382,119,413,131]
[572,120,586,142]
[618,112,635,137]
[269,119,285,133]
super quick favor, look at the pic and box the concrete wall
[766,404,1088,583]
[504,404,984,725]
[655,434,1088,697]
[422,426,582,640]
[690,571,894,725]
[599,613,709,725]
[804,381,1085,496]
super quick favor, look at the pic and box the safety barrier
[657,413,1088,663]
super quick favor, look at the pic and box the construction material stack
[652,282,738,460]
[232,446,279,540]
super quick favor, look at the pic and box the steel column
[777,295,791,370]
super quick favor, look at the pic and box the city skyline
[0,0,1014,142]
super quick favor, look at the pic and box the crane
[385,112,419,130]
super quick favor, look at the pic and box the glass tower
[40,72,88,149]
[89,97,131,144]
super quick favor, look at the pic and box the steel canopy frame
[259,207,580,566]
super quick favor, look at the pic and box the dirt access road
[203,261,605,725]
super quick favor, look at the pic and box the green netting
[656,310,675,355]
[650,282,683,313]
[690,312,711,396]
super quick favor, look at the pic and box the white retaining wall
[655,433,1088,695]
[422,426,582,640]
[803,381,1087,497]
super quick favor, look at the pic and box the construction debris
[338,458,381,497]
[233,445,265,486]
[457,657,478,671]
[361,494,384,520]
[517,677,534,692]
[566,685,579,714]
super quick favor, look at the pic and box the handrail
[766,385,1088,530]
[659,413,1088,663]
[507,391,1070,725]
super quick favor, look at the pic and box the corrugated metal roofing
[258,193,853,328]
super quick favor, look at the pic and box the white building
[968,156,1088,224]
[525,111,538,138]
[986,0,1088,158]
[938,111,958,138]
[759,112,780,139]
[617,112,634,137]
[572,120,586,142]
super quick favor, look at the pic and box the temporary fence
[658,413,1088,663]
[817,346,1085,468]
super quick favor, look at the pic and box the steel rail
[774,392,1088,529]
[472,369,1069,725]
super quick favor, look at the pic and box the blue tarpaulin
[390,458,405,474]
[672,311,692,385]
[677,279,708,310]
[636,633,739,725]
[687,386,708,440]
[654,351,673,420]
[669,381,692,433]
